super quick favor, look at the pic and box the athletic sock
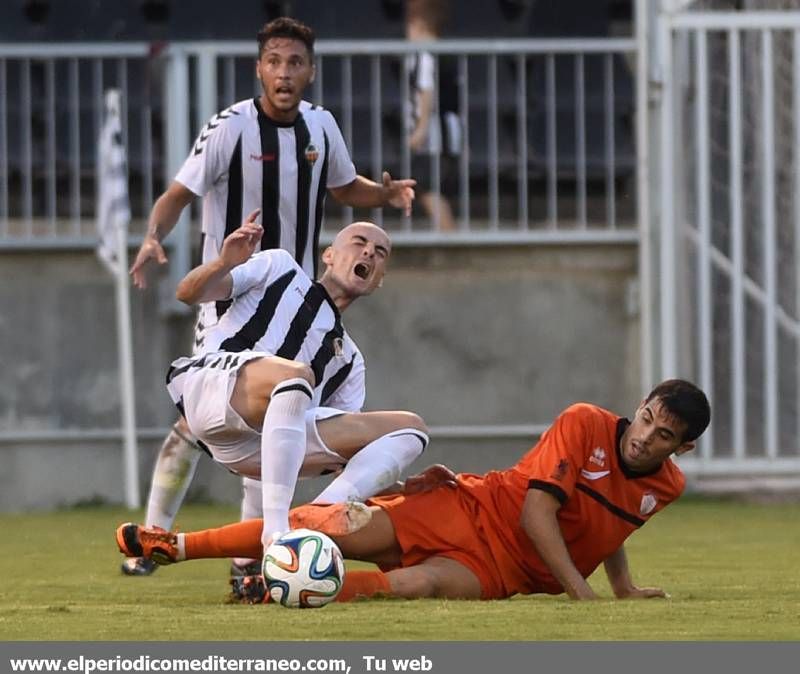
[314,428,429,503]
[144,426,202,530]
[232,477,262,568]
[260,377,313,545]
[335,569,393,602]
[182,519,264,561]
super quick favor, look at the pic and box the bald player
[155,215,428,549]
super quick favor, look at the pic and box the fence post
[656,2,679,380]
[163,45,191,315]
[196,46,218,133]
[636,0,655,393]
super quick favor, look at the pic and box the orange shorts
[367,487,508,600]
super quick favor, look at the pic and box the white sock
[175,533,187,562]
[260,378,313,546]
[144,426,202,530]
[314,428,429,503]
[232,477,262,567]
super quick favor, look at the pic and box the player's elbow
[328,186,346,205]
[175,280,198,305]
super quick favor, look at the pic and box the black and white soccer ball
[262,528,345,608]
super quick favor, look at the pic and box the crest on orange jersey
[589,446,606,467]
[640,491,657,515]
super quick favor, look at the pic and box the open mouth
[354,262,371,280]
[275,85,294,96]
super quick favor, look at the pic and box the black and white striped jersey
[175,97,357,327]
[172,249,365,412]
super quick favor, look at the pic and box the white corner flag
[97,89,140,509]
[97,90,132,275]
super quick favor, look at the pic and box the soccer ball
[262,528,345,608]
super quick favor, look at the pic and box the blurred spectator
[405,0,460,232]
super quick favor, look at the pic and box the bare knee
[388,558,482,599]
[240,357,313,397]
[317,410,428,458]
[167,417,200,452]
[231,358,314,428]
[174,416,192,436]
[269,359,313,391]
[386,567,440,599]
[382,411,428,435]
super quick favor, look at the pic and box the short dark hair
[257,17,315,59]
[407,0,450,35]
[645,379,711,442]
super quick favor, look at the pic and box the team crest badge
[589,446,606,467]
[332,337,344,357]
[639,491,657,515]
[305,142,319,165]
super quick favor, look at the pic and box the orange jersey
[374,403,685,598]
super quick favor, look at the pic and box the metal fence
[652,7,800,475]
[0,37,639,250]
[0,44,157,243]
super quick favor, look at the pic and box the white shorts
[169,352,349,480]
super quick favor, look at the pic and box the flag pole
[98,89,140,509]
[116,204,140,510]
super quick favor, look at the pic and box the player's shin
[314,428,429,503]
[232,477,263,568]
[260,378,313,545]
[144,423,203,529]
[183,519,265,560]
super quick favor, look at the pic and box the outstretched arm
[329,171,416,216]
[603,545,668,599]
[175,209,262,305]
[130,181,195,289]
[521,489,597,600]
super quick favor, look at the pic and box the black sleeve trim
[528,479,568,506]
[576,483,645,527]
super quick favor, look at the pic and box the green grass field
[0,498,798,641]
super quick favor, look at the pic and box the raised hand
[220,209,263,267]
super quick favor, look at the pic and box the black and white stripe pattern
[197,249,365,411]
[176,98,356,331]
[178,98,356,280]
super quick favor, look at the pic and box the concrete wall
[0,242,640,511]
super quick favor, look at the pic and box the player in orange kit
[117,379,710,601]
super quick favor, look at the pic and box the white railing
[0,37,638,243]
[172,38,638,232]
[652,4,800,475]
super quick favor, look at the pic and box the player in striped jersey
[163,216,428,550]
[123,18,416,575]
